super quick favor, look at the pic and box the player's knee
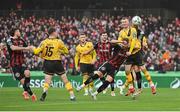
[94,71,103,77]
[61,74,69,84]
[125,65,132,71]
[83,75,89,83]
[106,75,113,82]
[83,73,89,76]
[24,70,30,77]
[125,70,131,75]
[134,66,140,72]
[140,66,146,72]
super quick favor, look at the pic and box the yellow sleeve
[74,47,80,70]
[92,50,97,62]
[142,36,148,48]
[88,42,94,49]
[33,41,45,55]
[59,40,69,55]
[118,31,123,42]
[129,28,137,53]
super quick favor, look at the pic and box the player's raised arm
[7,38,29,51]
[33,41,45,55]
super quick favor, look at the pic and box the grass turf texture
[0,88,180,111]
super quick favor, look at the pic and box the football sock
[97,80,110,93]
[141,69,153,84]
[43,83,50,93]
[24,77,33,96]
[83,74,89,93]
[126,71,133,84]
[136,71,142,89]
[123,80,129,89]
[100,77,105,82]
[110,80,115,91]
[89,82,94,90]
[84,74,99,85]
[65,81,73,92]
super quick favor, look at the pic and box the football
[132,16,142,25]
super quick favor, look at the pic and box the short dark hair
[10,28,18,36]
[79,32,86,36]
[100,32,107,35]
[48,27,56,35]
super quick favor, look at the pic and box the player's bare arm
[10,45,31,51]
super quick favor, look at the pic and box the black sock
[23,84,28,91]
[111,80,115,91]
[97,80,110,93]
[84,74,99,85]
[131,72,135,87]
[136,72,142,89]
[100,77,105,83]
[24,77,33,96]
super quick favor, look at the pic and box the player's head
[132,16,142,27]
[78,33,87,43]
[10,28,21,38]
[100,32,108,42]
[121,17,129,28]
[48,27,58,38]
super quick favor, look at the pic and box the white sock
[94,91,98,95]
[150,83,155,88]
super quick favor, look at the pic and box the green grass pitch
[0,88,180,111]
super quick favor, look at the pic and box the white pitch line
[1,100,134,108]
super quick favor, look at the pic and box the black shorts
[80,63,94,75]
[11,65,27,81]
[97,62,117,78]
[125,50,144,66]
[43,60,65,75]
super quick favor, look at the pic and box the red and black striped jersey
[6,37,27,67]
[94,42,112,65]
[108,44,127,69]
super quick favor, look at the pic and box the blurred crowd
[0,12,179,74]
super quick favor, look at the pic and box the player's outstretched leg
[77,73,100,92]
[100,77,107,94]
[91,75,113,100]
[40,74,52,101]
[24,70,37,101]
[133,71,143,96]
[61,74,76,101]
[140,66,156,94]
[82,74,89,96]
[110,80,115,96]
[21,78,30,100]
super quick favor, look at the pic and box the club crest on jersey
[15,73,20,77]
[101,67,106,71]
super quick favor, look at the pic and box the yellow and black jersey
[33,38,68,60]
[74,42,96,69]
[136,29,148,50]
[118,27,141,54]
